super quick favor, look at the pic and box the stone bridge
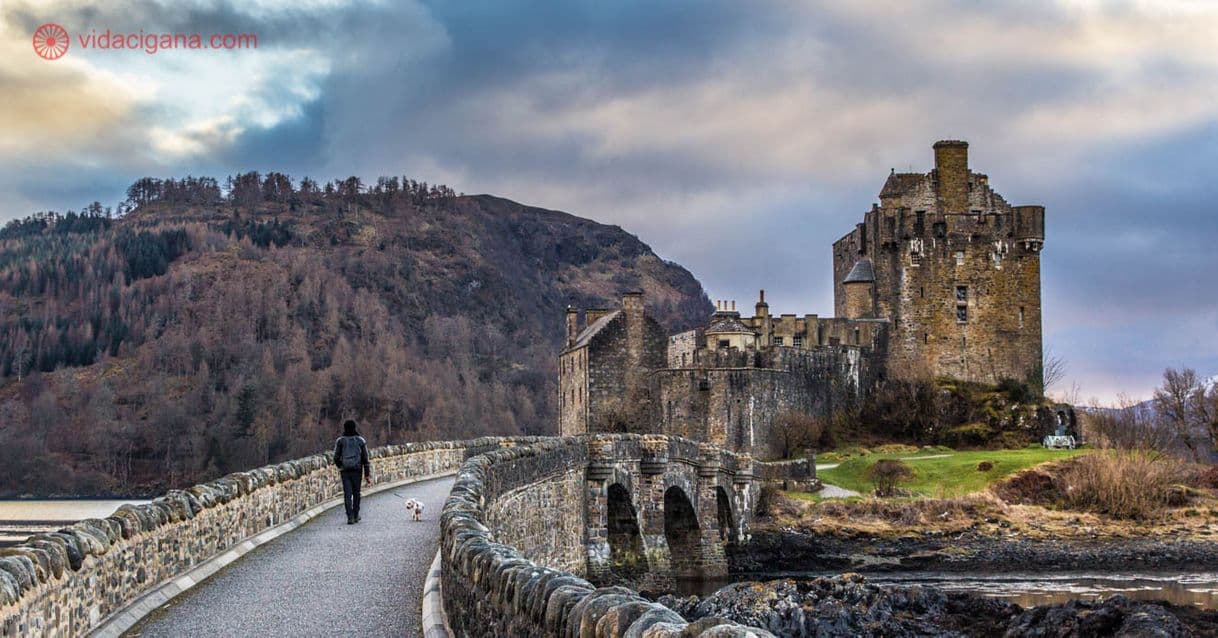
[0,435,811,637]
[583,435,809,584]
[443,434,814,636]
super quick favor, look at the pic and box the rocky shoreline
[733,529,1218,574]
[654,574,1218,637]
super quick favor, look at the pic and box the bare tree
[772,411,825,459]
[1041,349,1067,397]
[1083,394,1176,453]
[1153,368,1212,462]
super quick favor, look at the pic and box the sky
[2,0,1217,404]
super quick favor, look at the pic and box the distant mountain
[0,176,712,496]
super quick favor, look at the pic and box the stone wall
[653,346,876,459]
[0,439,502,638]
[440,435,793,637]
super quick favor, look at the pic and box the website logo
[33,23,70,60]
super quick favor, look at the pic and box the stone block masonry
[439,434,809,637]
[0,437,532,637]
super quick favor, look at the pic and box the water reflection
[673,571,1218,609]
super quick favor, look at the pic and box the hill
[0,175,712,496]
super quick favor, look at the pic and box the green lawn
[816,446,1089,498]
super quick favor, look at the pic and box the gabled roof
[705,312,754,335]
[568,310,621,350]
[879,172,924,198]
[843,258,875,284]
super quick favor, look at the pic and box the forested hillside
[0,174,712,496]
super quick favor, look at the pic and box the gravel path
[127,476,454,638]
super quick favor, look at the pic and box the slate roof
[568,310,621,349]
[843,258,875,284]
[879,172,924,198]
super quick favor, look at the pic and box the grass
[815,446,1090,498]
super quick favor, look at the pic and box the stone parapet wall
[0,438,518,638]
[440,434,781,637]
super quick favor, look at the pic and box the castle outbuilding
[560,141,1045,457]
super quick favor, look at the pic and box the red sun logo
[33,23,70,60]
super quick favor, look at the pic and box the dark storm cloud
[2,0,1217,400]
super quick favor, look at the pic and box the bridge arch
[606,482,647,578]
[663,485,701,577]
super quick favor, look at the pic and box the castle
[559,141,1045,458]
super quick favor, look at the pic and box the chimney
[622,291,644,315]
[933,140,969,214]
[565,306,580,347]
[755,289,769,318]
[586,308,610,324]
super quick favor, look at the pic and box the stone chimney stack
[565,306,580,347]
[933,140,969,214]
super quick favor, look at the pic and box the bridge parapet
[0,437,537,638]
[440,434,806,637]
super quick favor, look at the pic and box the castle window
[773,336,783,346]
[954,251,965,266]
[853,328,860,344]
[923,333,929,344]
[792,336,803,347]
[919,286,925,298]
[956,286,969,322]
[718,339,730,349]
[1019,306,1025,328]
[915,211,926,234]
[934,222,947,238]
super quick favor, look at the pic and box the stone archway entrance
[606,483,646,578]
[715,486,735,543]
[663,486,700,577]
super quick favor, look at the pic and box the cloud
[2,0,1218,400]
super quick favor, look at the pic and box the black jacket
[334,435,371,478]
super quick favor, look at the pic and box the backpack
[338,435,364,470]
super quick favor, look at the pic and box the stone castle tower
[559,140,1046,455]
[832,140,1045,384]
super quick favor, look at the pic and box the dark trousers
[341,469,363,520]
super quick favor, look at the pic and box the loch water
[0,500,147,546]
[674,571,1218,609]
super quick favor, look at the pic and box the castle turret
[842,258,875,320]
[933,140,969,214]
[1012,204,1045,252]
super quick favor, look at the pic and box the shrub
[865,459,914,497]
[997,377,1035,404]
[999,431,1030,449]
[1058,451,1188,519]
[1197,465,1218,489]
[940,423,994,448]
[993,469,1059,505]
[977,461,994,472]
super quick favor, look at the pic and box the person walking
[334,419,372,524]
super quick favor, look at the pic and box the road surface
[127,476,454,637]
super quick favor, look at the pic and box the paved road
[127,476,454,638]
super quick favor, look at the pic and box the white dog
[404,498,425,521]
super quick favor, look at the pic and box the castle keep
[832,140,1044,383]
[560,141,1045,458]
